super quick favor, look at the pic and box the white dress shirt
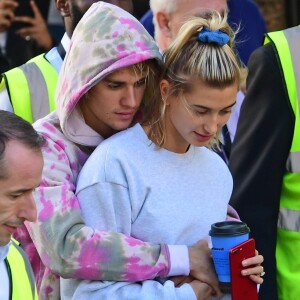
[0,242,11,300]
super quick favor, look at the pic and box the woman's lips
[194,132,213,142]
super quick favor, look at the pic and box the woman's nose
[203,115,219,135]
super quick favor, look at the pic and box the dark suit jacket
[229,43,295,300]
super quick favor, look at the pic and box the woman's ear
[160,79,170,104]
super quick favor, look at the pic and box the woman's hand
[240,249,264,284]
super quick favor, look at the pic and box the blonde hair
[130,59,163,116]
[142,11,242,148]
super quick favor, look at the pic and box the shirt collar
[61,32,71,53]
[0,32,7,53]
[0,241,11,261]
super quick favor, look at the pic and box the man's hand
[188,240,222,296]
[13,0,52,49]
[171,275,217,300]
[170,275,193,287]
[189,280,214,300]
[0,0,18,32]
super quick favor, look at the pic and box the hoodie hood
[56,1,162,146]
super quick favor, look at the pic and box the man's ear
[156,12,172,38]
[56,0,70,17]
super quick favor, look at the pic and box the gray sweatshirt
[63,123,233,299]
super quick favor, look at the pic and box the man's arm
[25,123,219,296]
[228,43,294,299]
[26,134,170,282]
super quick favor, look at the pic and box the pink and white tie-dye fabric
[14,2,168,299]
[57,2,162,147]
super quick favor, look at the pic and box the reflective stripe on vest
[286,152,300,173]
[278,207,300,232]
[7,240,38,300]
[4,54,58,123]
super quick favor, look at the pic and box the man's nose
[121,87,139,108]
[18,193,37,223]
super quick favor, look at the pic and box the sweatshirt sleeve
[27,135,172,283]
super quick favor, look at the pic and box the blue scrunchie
[198,28,230,46]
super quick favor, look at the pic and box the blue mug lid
[209,221,250,236]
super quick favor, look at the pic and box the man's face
[0,141,43,246]
[168,0,227,40]
[80,66,148,139]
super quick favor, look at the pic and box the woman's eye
[194,110,206,116]
[220,110,232,115]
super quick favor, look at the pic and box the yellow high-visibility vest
[265,25,300,300]
[5,239,38,299]
[0,53,57,123]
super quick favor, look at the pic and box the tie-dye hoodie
[13,3,178,299]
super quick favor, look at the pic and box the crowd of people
[0,1,299,300]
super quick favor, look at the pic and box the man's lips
[116,111,136,120]
[3,224,19,234]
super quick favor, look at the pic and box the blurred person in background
[0,0,61,72]
[229,24,300,300]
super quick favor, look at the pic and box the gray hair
[150,0,179,15]
[150,0,179,41]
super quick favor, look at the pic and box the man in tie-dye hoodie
[17,2,220,299]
